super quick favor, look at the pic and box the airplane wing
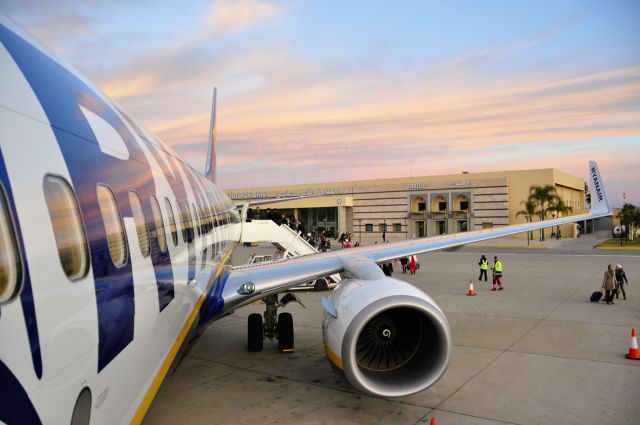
[222,161,611,312]
[219,161,611,398]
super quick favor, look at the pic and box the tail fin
[587,161,611,215]
[204,87,217,183]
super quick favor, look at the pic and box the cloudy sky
[2,0,639,205]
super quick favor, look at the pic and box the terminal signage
[407,183,429,190]
[229,191,267,200]
[229,187,341,200]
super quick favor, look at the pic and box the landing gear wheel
[314,278,329,292]
[277,312,294,352]
[248,313,263,352]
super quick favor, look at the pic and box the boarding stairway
[235,219,341,285]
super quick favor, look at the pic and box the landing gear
[247,293,304,352]
[247,313,263,352]
[277,312,294,351]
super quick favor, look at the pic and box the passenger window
[0,186,21,302]
[192,203,201,236]
[175,202,185,243]
[128,191,149,257]
[182,202,193,243]
[150,196,167,253]
[97,185,128,267]
[43,176,89,281]
[164,198,178,247]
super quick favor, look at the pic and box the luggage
[590,291,603,303]
[416,263,421,270]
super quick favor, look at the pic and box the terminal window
[418,202,426,211]
[394,223,401,232]
[460,201,469,210]
[365,224,373,232]
[438,201,447,211]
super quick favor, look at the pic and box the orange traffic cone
[467,280,475,296]
[625,328,640,360]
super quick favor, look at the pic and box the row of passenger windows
[0,176,236,304]
[91,181,235,269]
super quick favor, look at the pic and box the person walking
[400,257,409,274]
[409,255,417,275]
[615,264,628,300]
[602,264,617,305]
[478,255,488,282]
[491,256,504,291]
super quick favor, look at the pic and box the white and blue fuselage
[1,18,239,424]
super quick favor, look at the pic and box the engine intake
[323,277,451,397]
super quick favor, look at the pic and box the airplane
[0,15,613,425]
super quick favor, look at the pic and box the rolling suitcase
[590,287,604,303]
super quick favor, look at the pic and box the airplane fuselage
[1,19,240,424]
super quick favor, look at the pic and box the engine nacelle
[322,277,451,397]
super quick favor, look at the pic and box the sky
[2,0,639,206]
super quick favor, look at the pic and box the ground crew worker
[478,255,488,282]
[492,256,504,290]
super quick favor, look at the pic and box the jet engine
[322,277,451,397]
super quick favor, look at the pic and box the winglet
[204,87,217,183]
[587,161,611,215]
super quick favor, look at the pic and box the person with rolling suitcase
[602,264,617,305]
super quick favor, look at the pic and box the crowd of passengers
[246,207,362,252]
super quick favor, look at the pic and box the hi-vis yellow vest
[480,259,488,270]
[494,260,503,273]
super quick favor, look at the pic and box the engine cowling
[322,277,451,397]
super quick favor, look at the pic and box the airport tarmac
[145,236,640,425]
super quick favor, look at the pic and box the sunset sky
[3,0,639,205]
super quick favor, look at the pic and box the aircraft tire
[248,313,263,352]
[277,313,294,351]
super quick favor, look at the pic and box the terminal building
[226,168,589,245]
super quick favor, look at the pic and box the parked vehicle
[613,225,626,238]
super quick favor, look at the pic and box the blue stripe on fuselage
[198,267,230,326]
[0,359,42,425]
[0,25,174,371]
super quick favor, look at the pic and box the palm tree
[516,199,536,244]
[548,198,573,239]
[528,184,558,241]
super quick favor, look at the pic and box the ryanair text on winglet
[591,166,603,202]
